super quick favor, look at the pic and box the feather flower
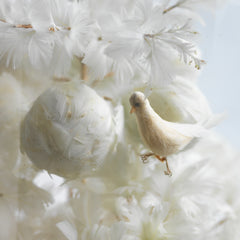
[97,0,204,86]
[0,0,94,75]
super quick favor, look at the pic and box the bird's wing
[163,120,208,138]
[180,137,200,152]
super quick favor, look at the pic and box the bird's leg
[140,152,155,163]
[164,159,172,177]
[141,153,172,176]
[155,155,172,177]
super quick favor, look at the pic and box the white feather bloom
[98,0,204,86]
[20,81,119,178]
[61,134,239,240]
[83,40,113,82]
[0,0,93,75]
[0,0,239,239]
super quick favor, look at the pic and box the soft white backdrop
[198,0,240,148]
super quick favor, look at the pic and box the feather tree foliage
[0,0,93,74]
[0,0,239,240]
[0,0,215,83]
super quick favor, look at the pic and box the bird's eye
[134,102,140,107]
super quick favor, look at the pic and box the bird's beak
[130,106,136,114]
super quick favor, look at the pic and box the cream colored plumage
[129,91,207,176]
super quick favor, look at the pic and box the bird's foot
[140,152,155,164]
[141,153,172,176]
[164,170,172,177]
[155,155,172,177]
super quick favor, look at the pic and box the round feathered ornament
[20,80,117,178]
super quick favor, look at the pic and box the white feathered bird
[129,91,208,176]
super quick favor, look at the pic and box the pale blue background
[198,0,240,149]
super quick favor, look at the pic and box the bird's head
[129,91,147,114]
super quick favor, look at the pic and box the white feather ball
[20,81,116,178]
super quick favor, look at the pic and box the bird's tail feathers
[199,112,226,129]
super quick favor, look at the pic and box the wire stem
[163,2,181,14]
[15,24,33,29]
[81,62,88,81]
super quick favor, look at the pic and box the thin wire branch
[15,24,32,29]
[53,76,71,82]
[0,18,71,31]
[163,1,185,14]
[81,62,88,81]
